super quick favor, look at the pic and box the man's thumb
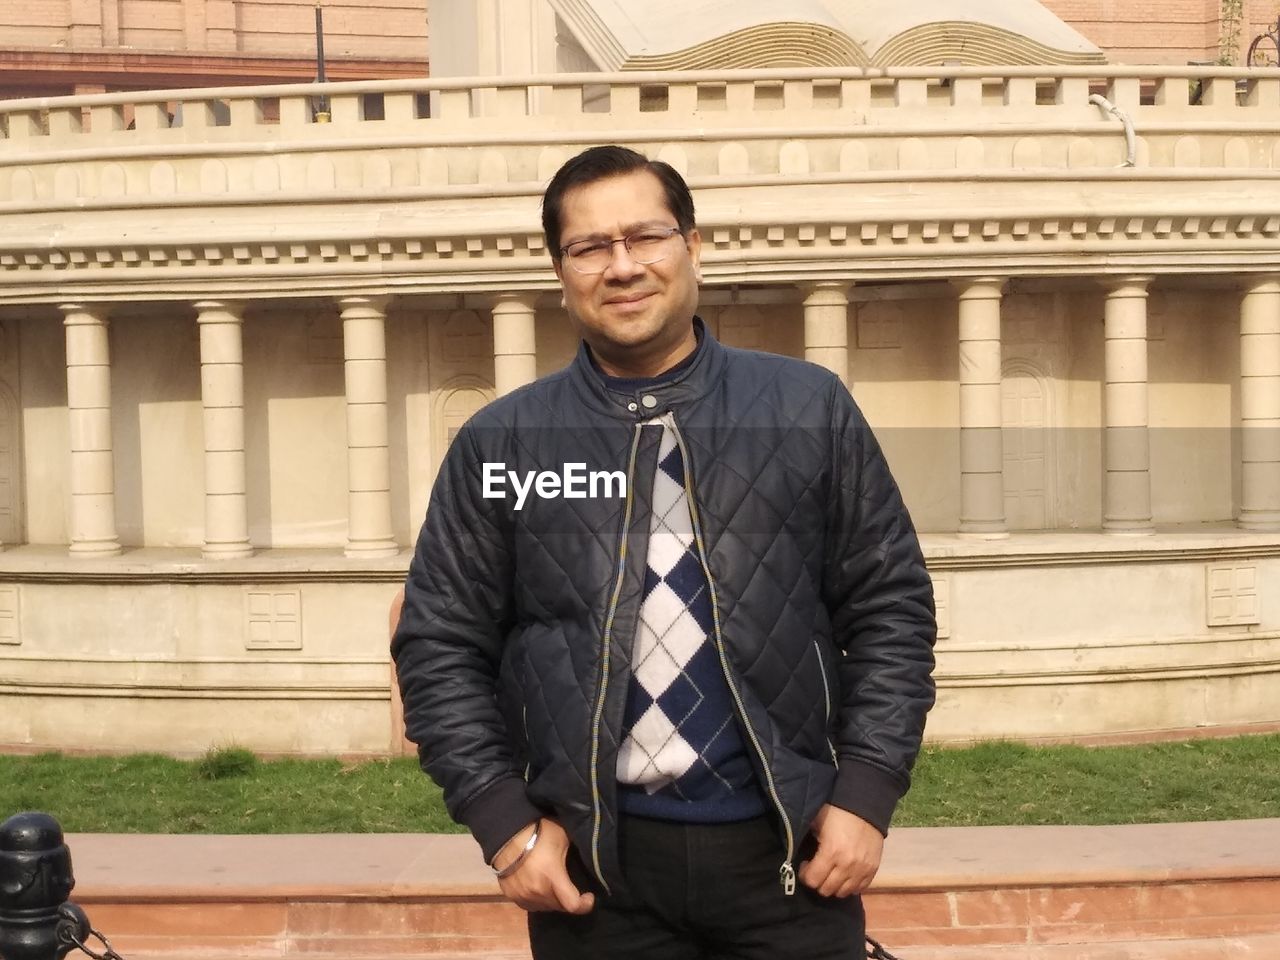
[553,873,594,914]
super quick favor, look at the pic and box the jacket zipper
[666,413,798,896]
[522,704,531,781]
[814,640,839,766]
[587,422,644,895]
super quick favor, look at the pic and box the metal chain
[867,936,903,960]
[51,911,886,960]
[61,926,128,960]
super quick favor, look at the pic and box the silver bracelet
[493,819,541,880]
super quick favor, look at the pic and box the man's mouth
[604,292,655,306]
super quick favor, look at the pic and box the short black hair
[541,145,696,259]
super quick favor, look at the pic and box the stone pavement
[65,819,1280,958]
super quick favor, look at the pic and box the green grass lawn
[2,735,1277,834]
[895,735,1280,827]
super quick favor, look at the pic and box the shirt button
[641,395,658,409]
[627,402,638,412]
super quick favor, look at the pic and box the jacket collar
[568,316,726,420]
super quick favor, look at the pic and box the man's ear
[687,228,703,281]
[551,258,568,308]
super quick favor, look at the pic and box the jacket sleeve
[821,379,937,836]
[391,421,542,862]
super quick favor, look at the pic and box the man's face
[553,169,702,370]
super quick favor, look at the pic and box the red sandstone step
[902,935,1280,958]
[63,820,1280,958]
[89,937,1280,960]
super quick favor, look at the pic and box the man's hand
[797,804,884,898]
[493,818,596,914]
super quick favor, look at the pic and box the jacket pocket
[813,639,839,766]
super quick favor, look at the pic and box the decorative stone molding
[245,588,304,650]
[1205,563,1261,627]
[931,574,950,640]
[0,651,389,699]
[3,214,1280,304]
[917,532,1280,570]
[0,585,18,645]
[937,631,1280,684]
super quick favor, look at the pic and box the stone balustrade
[3,68,1280,195]
[3,67,1279,143]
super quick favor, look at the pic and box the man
[392,145,936,959]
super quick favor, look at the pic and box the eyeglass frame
[557,225,686,275]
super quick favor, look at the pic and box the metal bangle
[493,819,541,880]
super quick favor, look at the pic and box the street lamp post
[313,3,331,122]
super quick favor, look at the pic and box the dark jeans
[528,815,866,960]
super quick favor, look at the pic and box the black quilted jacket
[393,320,936,896]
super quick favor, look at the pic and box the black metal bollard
[0,812,90,960]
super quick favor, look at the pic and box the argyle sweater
[597,352,765,823]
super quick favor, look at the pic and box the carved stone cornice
[2,211,1278,304]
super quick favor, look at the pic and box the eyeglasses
[559,226,684,275]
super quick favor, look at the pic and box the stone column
[800,282,851,385]
[955,278,1007,538]
[196,301,252,559]
[340,296,397,558]
[1239,279,1280,531]
[1102,278,1155,535]
[61,304,121,556]
[491,293,538,396]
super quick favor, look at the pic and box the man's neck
[590,327,698,380]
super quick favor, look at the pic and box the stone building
[1,0,1279,756]
[5,0,1280,101]
[0,0,428,98]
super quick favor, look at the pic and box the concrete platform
[65,819,1280,958]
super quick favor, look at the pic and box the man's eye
[569,242,610,258]
[629,232,670,247]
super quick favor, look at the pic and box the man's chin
[594,313,663,344]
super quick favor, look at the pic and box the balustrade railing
[1,67,1278,215]
[1,66,1278,149]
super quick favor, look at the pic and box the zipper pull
[779,861,797,896]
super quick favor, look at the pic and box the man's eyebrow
[562,220,673,245]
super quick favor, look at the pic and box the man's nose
[602,240,645,280]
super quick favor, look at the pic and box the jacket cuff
[456,776,544,864]
[828,759,906,837]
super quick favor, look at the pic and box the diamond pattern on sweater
[616,418,758,810]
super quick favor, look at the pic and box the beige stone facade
[3,7,1280,754]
